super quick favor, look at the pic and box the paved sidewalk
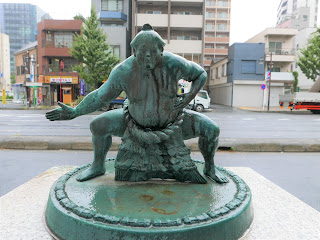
[1,135,319,152]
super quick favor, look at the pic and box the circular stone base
[45,159,253,240]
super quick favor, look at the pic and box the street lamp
[267,52,273,111]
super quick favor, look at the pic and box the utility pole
[267,52,273,111]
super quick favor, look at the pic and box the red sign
[261,84,266,90]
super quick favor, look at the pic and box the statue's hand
[174,93,192,111]
[45,102,76,121]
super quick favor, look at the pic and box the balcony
[98,11,127,22]
[164,40,202,54]
[41,40,72,57]
[136,14,168,28]
[170,14,203,29]
[204,48,228,54]
[205,37,229,43]
[42,64,78,76]
[136,13,203,29]
[266,72,294,83]
[265,48,296,62]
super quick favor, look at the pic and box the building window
[303,15,308,21]
[205,11,214,18]
[217,0,228,7]
[218,12,227,18]
[217,24,227,30]
[205,23,214,30]
[111,45,120,58]
[269,42,282,54]
[177,11,191,15]
[16,66,20,75]
[101,0,123,12]
[215,67,219,78]
[54,32,73,48]
[296,44,299,50]
[206,0,214,6]
[272,67,281,72]
[146,10,162,14]
[222,64,225,76]
[241,60,256,74]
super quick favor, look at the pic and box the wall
[227,43,265,83]
[232,81,264,107]
[209,83,232,106]
[101,27,128,60]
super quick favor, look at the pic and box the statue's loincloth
[115,105,206,183]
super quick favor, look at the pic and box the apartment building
[132,0,204,66]
[92,0,131,61]
[246,28,298,106]
[0,33,10,91]
[277,0,318,28]
[204,0,231,69]
[37,19,82,106]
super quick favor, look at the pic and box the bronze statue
[46,24,228,184]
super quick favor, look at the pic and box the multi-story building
[13,41,38,105]
[276,0,319,91]
[37,19,82,106]
[246,28,298,106]
[204,0,231,69]
[277,0,318,28]
[0,32,10,91]
[132,0,204,66]
[92,0,131,60]
[209,43,265,107]
[0,3,48,74]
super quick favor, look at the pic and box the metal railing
[265,48,295,55]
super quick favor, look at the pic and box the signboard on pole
[261,84,266,90]
[2,89,6,104]
[80,79,85,95]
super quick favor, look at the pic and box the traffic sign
[261,84,266,90]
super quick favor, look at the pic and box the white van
[189,90,211,112]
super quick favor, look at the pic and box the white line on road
[242,118,256,121]
[278,119,290,121]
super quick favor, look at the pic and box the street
[0,150,319,211]
[0,105,320,139]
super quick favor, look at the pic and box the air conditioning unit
[285,51,289,55]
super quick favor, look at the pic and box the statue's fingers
[58,101,69,110]
[46,113,60,119]
[48,115,61,121]
[46,112,60,118]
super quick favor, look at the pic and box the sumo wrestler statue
[46,24,228,184]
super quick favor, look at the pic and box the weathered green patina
[46,24,227,184]
[45,159,254,240]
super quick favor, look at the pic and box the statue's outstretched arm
[46,69,123,121]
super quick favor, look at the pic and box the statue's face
[135,42,163,70]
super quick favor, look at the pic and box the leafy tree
[73,14,85,22]
[297,28,320,82]
[292,71,298,92]
[10,74,16,84]
[70,6,120,91]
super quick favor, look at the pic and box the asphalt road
[0,150,319,212]
[0,105,320,139]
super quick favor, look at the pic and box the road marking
[278,119,290,121]
[242,118,256,121]
[17,114,44,118]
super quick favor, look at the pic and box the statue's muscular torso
[107,52,204,129]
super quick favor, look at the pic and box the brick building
[37,19,82,106]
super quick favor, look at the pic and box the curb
[1,138,320,152]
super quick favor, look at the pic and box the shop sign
[45,76,78,84]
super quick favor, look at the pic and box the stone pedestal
[45,159,253,240]
[1,166,319,240]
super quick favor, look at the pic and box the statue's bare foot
[204,167,229,183]
[76,166,106,182]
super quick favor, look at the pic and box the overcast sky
[1,0,319,45]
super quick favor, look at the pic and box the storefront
[43,75,79,106]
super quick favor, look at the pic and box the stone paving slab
[0,167,319,240]
[0,135,320,152]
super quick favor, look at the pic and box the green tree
[10,74,16,84]
[70,6,120,91]
[297,28,320,82]
[292,71,298,92]
[73,14,85,22]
